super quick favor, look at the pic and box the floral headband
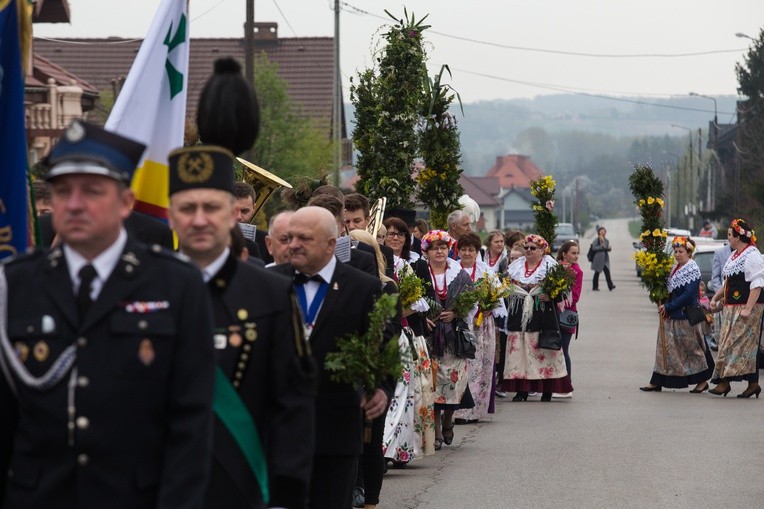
[525,234,549,251]
[730,218,757,244]
[671,236,695,252]
[421,230,452,252]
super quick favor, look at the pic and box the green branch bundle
[530,175,558,248]
[325,294,401,397]
[628,164,673,303]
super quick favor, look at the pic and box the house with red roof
[485,154,546,230]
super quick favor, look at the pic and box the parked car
[552,222,578,252]
[693,241,728,297]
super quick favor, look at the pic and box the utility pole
[244,0,255,161]
[332,0,342,186]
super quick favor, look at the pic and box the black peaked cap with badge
[168,145,235,196]
[45,119,146,184]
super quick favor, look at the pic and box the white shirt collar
[200,248,230,283]
[64,228,127,295]
[315,255,337,283]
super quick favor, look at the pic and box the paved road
[378,218,764,509]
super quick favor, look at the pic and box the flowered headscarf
[671,236,695,253]
[730,218,757,245]
[525,234,549,253]
[421,230,452,252]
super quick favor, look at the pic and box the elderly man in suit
[270,207,390,509]
[0,120,215,509]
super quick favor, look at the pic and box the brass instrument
[366,197,386,237]
[236,157,293,217]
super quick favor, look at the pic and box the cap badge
[177,152,214,184]
[65,121,86,143]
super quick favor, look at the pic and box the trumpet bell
[236,157,293,218]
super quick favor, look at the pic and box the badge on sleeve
[33,341,49,362]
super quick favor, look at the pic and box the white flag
[105,0,188,220]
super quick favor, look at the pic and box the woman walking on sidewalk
[589,227,615,291]
[708,219,764,398]
[639,237,714,393]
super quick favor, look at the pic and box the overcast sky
[35,0,763,107]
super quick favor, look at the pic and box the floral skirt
[500,330,572,393]
[383,330,436,462]
[454,319,496,421]
[712,303,764,383]
[432,350,469,407]
[651,317,712,387]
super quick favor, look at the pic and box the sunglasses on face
[523,245,538,251]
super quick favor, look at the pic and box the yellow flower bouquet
[540,263,575,300]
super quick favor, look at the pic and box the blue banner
[0,0,29,260]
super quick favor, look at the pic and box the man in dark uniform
[270,206,390,509]
[0,120,216,509]
[167,146,315,509]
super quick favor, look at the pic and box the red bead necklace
[730,245,750,261]
[524,258,543,278]
[488,253,500,267]
[429,264,448,300]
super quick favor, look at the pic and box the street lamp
[735,32,755,41]
[671,125,697,230]
[689,92,717,127]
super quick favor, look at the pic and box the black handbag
[538,304,562,350]
[453,322,477,359]
[586,245,594,262]
[684,305,707,326]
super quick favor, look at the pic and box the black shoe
[540,392,552,402]
[592,288,600,291]
[352,487,365,508]
[639,385,661,392]
[512,392,529,401]
[609,285,616,291]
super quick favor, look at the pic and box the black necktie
[77,264,97,320]
[294,272,324,285]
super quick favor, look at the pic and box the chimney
[254,22,278,41]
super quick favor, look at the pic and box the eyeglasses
[385,232,407,239]
[523,245,537,251]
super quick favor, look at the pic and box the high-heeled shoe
[689,381,709,393]
[442,425,454,445]
[512,392,529,402]
[708,383,731,397]
[540,392,552,402]
[737,383,761,399]
[639,385,661,392]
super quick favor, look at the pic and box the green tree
[248,53,333,219]
[735,29,764,225]
[352,9,429,209]
[417,66,464,229]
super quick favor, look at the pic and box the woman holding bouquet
[454,233,507,423]
[378,219,437,466]
[502,234,573,401]
[708,219,764,398]
[415,230,475,449]
[639,237,714,393]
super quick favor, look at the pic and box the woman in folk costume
[454,233,507,423]
[501,234,573,402]
[359,224,435,466]
[414,230,475,450]
[708,219,764,398]
[640,237,714,393]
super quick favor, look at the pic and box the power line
[453,67,737,116]
[191,0,230,22]
[271,0,299,37]
[33,36,142,45]
[339,1,746,59]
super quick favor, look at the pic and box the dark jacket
[1,239,215,509]
[203,253,314,509]
[663,278,700,320]
[270,261,382,456]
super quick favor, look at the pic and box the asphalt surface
[377,218,764,509]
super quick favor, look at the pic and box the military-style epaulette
[1,247,45,267]
[147,244,191,264]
